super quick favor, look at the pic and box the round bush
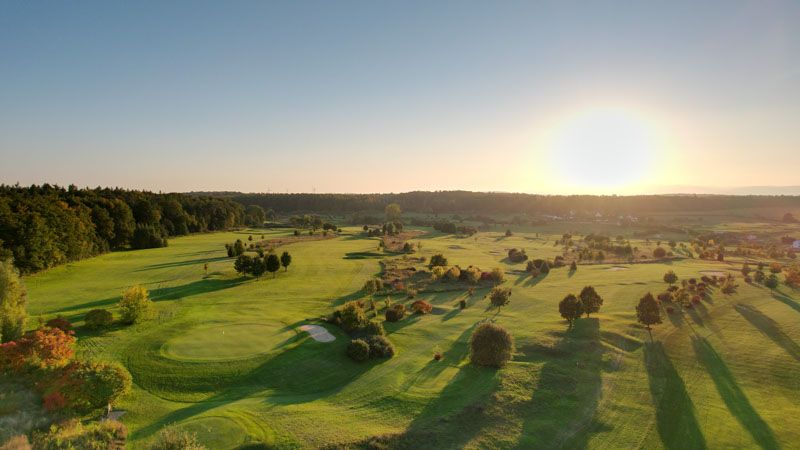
[365,321,385,336]
[85,309,114,330]
[367,335,395,358]
[411,300,433,314]
[347,339,370,362]
[470,322,514,368]
[46,316,73,332]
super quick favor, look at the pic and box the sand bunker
[606,266,629,271]
[299,324,335,342]
[699,270,728,277]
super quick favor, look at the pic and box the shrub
[489,267,505,283]
[385,304,406,322]
[45,317,73,332]
[430,266,446,280]
[445,266,461,281]
[653,247,667,258]
[148,425,206,450]
[119,285,153,325]
[334,301,369,333]
[433,351,443,361]
[754,270,766,283]
[666,306,675,314]
[469,322,514,368]
[769,262,783,274]
[657,292,672,303]
[570,261,578,271]
[663,271,678,284]
[507,248,528,263]
[346,339,370,362]
[84,309,114,330]
[32,420,128,450]
[429,254,448,268]
[363,278,383,294]
[367,335,395,358]
[765,274,779,289]
[463,266,481,285]
[411,300,433,314]
[365,321,385,336]
[528,259,549,274]
[459,299,467,309]
[54,360,132,412]
[691,295,701,304]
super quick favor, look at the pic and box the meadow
[14,223,800,449]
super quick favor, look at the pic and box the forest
[0,185,247,273]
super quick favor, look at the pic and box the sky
[1,1,799,195]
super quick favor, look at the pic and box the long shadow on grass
[691,336,779,450]
[772,291,800,314]
[515,318,605,449]
[134,256,231,272]
[57,278,247,317]
[131,335,378,441]
[643,342,707,450]
[734,303,800,362]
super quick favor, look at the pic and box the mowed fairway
[22,227,800,449]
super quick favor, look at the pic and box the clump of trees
[0,184,245,274]
[333,301,370,333]
[363,278,384,294]
[411,300,433,314]
[470,322,514,367]
[663,270,678,285]
[432,221,477,236]
[526,259,550,276]
[225,239,246,257]
[385,304,406,322]
[234,252,288,278]
[0,323,132,415]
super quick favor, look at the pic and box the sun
[546,108,662,193]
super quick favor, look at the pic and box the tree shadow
[772,291,800,314]
[691,336,779,449]
[734,303,800,362]
[54,278,247,323]
[643,341,708,450]
[131,336,378,442]
[134,256,231,272]
[385,365,501,449]
[515,318,605,449]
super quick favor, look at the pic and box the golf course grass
[17,226,800,449]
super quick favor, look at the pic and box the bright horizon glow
[1,1,799,194]
[546,108,662,193]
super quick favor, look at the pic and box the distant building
[793,240,800,250]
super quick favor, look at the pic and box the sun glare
[547,108,662,193]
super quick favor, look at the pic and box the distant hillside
[194,191,800,217]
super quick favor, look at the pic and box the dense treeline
[201,191,800,216]
[0,184,245,273]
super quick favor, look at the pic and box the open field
[14,224,800,449]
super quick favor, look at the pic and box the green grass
[12,226,800,449]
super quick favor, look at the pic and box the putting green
[161,322,295,361]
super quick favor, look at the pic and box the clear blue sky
[2,1,799,194]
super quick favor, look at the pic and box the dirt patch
[299,324,335,342]
[254,233,337,252]
[448,245,466,250]
[606,266,629,271]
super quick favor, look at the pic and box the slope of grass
[11,226,800,449]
